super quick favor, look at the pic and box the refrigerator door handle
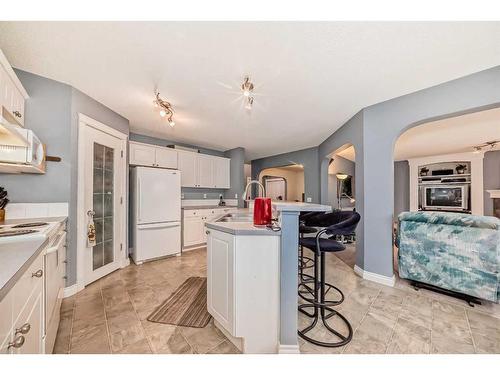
[138,222,181,230]
[137,177,141,222]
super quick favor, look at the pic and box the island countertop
[205,208,281,236]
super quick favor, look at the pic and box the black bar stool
[298,210,361,347]
[298,212,321,283]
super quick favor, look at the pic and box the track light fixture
[153,91,175,127]
[472,140,498,154]
[241,76,255,110]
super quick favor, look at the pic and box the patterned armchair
[397,211,500,303]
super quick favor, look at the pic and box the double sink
[216,213,253,223]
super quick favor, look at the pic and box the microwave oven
[419,184,470,213]
[0,128,45,170]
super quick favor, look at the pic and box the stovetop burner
[0,229,38,237]
[11,222,49,229]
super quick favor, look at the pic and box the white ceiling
[335,107,500,162]
[1,22,500,160]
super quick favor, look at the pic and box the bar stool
[298,211,361,347]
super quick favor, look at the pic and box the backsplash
[5,202,69,219]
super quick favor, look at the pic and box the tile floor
[54,246,500,354]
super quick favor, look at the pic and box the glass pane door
[92,143,114,271]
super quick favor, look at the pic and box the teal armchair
[397,211,499,303]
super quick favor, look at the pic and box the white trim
[78,113,128,140]
[76,113,128,291]
[62,283,82,298]
[487,190,500,199]
[0,48,29,98]
[354,265,396,287]
[278,344,301,354]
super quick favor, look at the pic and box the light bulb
[159,109,166,117]
[169,121,175,128]
[243,90,250,97]
[153,101,159,108]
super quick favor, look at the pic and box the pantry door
[78,115,127,287]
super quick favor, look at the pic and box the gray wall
[318,110,365,268]
[483,150,500,217]
[328,155,355,209]
[1,70,72,203]
[224,147,246,207]
[251,147,320,203]
[359,65,500,278]
[1,70,130,286]
[394,160,410,217]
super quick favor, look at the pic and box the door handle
[87,210,95,217]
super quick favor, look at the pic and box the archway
[258,164,305,202]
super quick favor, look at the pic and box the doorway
[258,164,305,202]
[77,114,128,287]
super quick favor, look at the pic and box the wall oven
[419,184,470,213]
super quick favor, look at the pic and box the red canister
[253,197,272,225]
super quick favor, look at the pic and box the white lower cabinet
[182,208,237,249]
[206,227,280,353]
[207,230,234,332]
[0,223,67,355]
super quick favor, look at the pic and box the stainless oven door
[422,184,469,211]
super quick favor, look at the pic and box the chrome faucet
[243,180,266,202]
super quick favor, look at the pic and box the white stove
[0,220,61,243]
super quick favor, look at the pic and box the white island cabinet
[206,218,281,354]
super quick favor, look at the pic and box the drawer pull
[8,335,25,349]
[32,269,43,278]
[13,110,22,118]
[15,323,31,335]
[206,230,210,234]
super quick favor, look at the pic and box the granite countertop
[272,202,332,212]
[182,205,238,210]
[0,216,68,302]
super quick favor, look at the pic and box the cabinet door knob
[13,110,22,118]
[206,230,210,234]
[8,335,25,349]
[32,269,43,278]
[15,323,31,335]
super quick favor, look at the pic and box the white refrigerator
[130,166,181,264]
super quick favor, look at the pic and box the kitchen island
[205,202,331,354]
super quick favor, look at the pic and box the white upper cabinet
[0,49,28,127]
[129,142,156,166]
[197,154,214,188]
[214,157,230,189]
[177,150,198,187]
[129,141,178,169]
[130,142,230,189]
[155,147,178,169]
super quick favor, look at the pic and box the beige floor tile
[116,338,152,354]
[52,310,74,354]
[472,333,500,354]
[109,322,146,352]
[143,321,194,354]
[71,334,111,354]
[431,336,475,354]
[179,320,227,354]
[386,318,431,354]
[71,322,108,349]
[206,340,241,354]
[432,319,473,344]
[343,330,387,354]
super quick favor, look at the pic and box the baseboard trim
[278,344,301,354]
[63,283,83,298]
[354,265,395,287]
